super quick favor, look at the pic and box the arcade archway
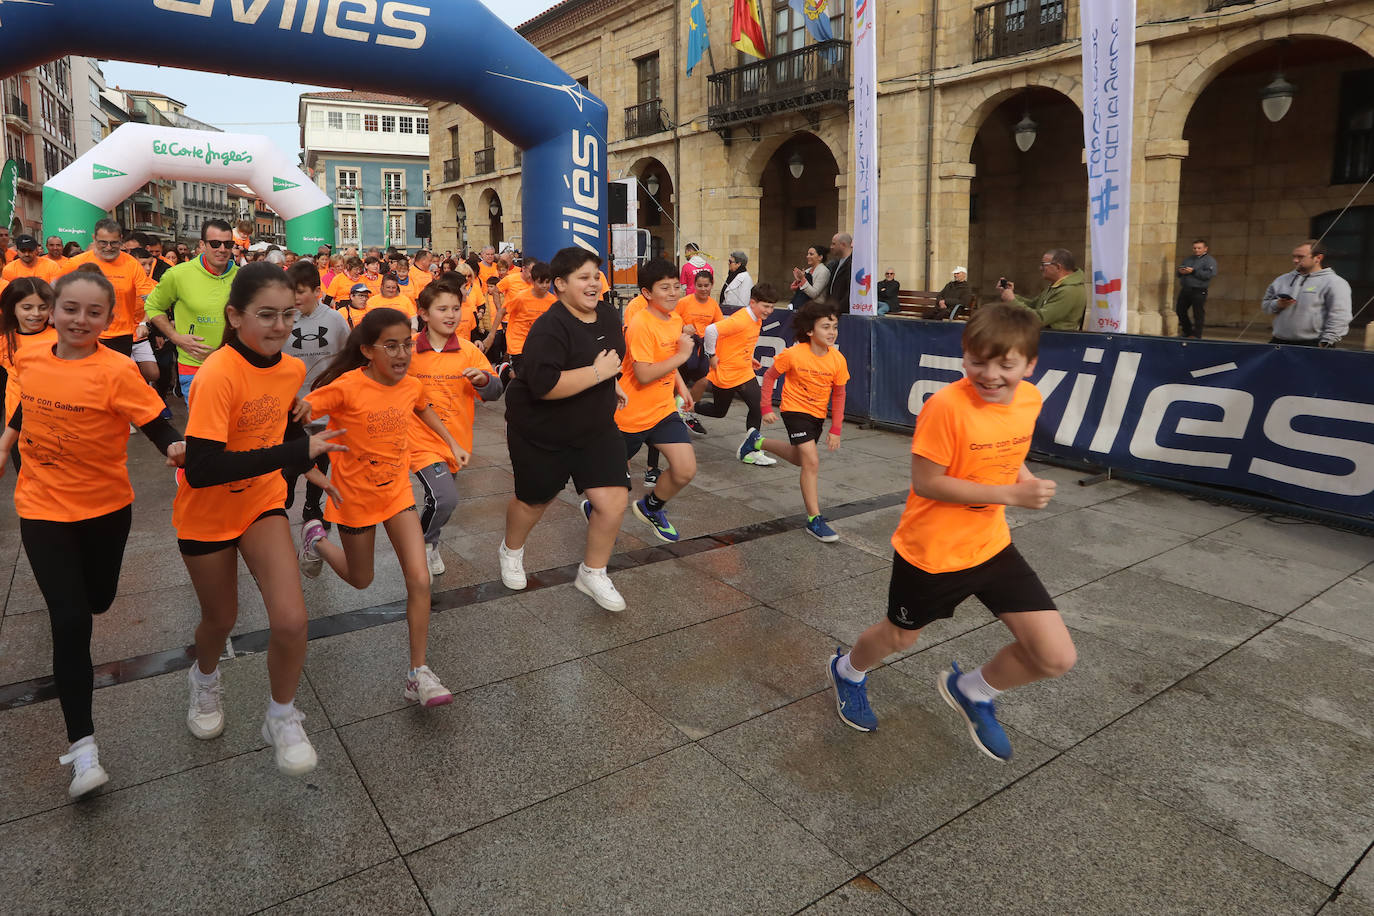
[757,132,841,293]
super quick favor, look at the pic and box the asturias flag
[731,0,768,59]
[791,0,833,42]
[687,0,711,75]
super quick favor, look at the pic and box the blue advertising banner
[868,319,1374,520]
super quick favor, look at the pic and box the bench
[891,290,979,320]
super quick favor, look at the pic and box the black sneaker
[683,414,707,436]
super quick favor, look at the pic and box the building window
[576,76,589,90]
[364,114,378,132]
[399,115,414,133]
[89,78,101,108]
[327,111,343,129]
[773,0,805,55]
[1333,70,1374,186]
[635,53,660,104]
[483,125,494,150]
[828,0,847,40]
[340,211,358,244]
[381,115,396,132]
[345,112,361,131]
[449,125,460,157]
[388,212,406,246]
[417,117,429,135]
[309,110,325,127]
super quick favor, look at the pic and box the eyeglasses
[885,272,895,276]
[1039,261,1054,268]
[251,308,301,326]
[376,340,415,356]
[204,239,232,249]
[93,239,122,248]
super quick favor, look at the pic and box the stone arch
[449,193,468,252]
[736,127,846,190]
[942,69,1083,167]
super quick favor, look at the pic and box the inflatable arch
[5,0,608,261]
[45,124,333,252]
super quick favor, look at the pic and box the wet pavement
[0,398,1370,915]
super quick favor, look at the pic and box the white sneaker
[426,542,446,577]
[404,664,454,707]
[186,667,225,739]
[261,708,318,776]
[575,563,626,612]
[299,520,325,579]
[58,737,109,798]
[743,450,777,466]
[499,540,527,590]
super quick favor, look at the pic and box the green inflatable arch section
[44,123,333,252]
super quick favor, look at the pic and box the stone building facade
[429,0,1374,338]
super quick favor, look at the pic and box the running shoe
[58,737,109,798]
[580,499,593,523]
[633,498,680,543]
[827,648,877,732]
[425,542,446,577]
[404,665,455,707]
[299,519,326,579]
[743,450,776,466]
[643,467,661,490]
[737,427,763,462]
[498,540,527,590]
[805,515,839,543]
[261,708,319,775]
[937,662,1013,762]
[186,667,225,740]
[683,413,707,436]
[575,564,626,612]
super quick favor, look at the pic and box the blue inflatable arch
[3,0,608,261]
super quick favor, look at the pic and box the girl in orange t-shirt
[0,271,185,798]
[370,272,418,326]
[0,277,57,467]
[300,307,466,708]
[176,263,347,778]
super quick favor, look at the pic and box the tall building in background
[299,91,430,251]
[3,58,78,237]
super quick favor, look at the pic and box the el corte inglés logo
[272,177,300,192]
[92,164,128,180]
[151,140,254,167]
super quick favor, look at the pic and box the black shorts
[886,544,1055,631]
[508,427,630,505]
[782,411,824,445]
[680,336,709,384]
[178,508,288,557]
[338,504,416,536]
[623,412,692,460]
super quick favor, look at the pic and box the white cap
[952,266,967,275]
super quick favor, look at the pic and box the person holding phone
[1175,239,1217,339]
[1261,240,1351,348]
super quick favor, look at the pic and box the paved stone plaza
[0,398,1370,915]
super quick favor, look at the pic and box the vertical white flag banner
[849,0,878,316]
[1081,0,1135,333]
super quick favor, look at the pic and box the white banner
[1080,0,1135,333]
[849,0,878,316]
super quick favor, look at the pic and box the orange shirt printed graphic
[57,250,155,339]
[10,344,168,522]
[707,307,764,390]
[675,294,723,336]
[407,333,493,471]
[2,258,61,284]
[1,326,58,425]
[891,377,1042,574]
[305,368,431,528]
[615,307,684,434]
[173,347,306,541]
[504,291,557,356]
[773,343,849,418]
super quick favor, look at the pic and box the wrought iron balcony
[336,186,359,204]
[624,98,669,140]
[707,40,850,133]
[5,95,32,132]
[385,189,406,207]
[14,158,34,182]
[473,147,496,175]
[442,157,460,182]
[973,0,1067,62]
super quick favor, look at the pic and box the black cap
[14,234,38,250]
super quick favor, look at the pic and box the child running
[826,304,1074,759]
[501,261,555,377]
[674,267,721,435]
[176,263,345,776]
[744,299,849,542]
[0,277,57,467]
[612,259,698,542]
[695,281,779,467]
[298,307,467,706]
[0,271,184,797]
[408,282,503,578]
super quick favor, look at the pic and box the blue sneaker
[633,498,680,543]
[805,514,839,543]
[827,649,877,732]
[580,499,592,523]
[937,662,1013,762]
[737,427,763,462]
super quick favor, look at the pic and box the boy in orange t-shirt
[697,281,779,466]
[502,261,555,374]
[825,303,1073,760]
[749,300,850,542]
[612,259,697,543]
[674,269,721,435]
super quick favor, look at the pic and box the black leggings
[695,378,762,430]
[20,505,132,743]
[284,451,330,521]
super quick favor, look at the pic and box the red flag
[732,0,768,59]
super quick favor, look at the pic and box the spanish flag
[731,0,768,59]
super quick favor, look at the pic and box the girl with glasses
[299,307,466,708]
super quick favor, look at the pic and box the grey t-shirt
[287,304,351,400]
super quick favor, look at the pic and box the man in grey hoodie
[1261,240,1352,347]
[1174,239,1217,338]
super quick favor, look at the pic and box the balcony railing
[384,189,406,207]
[340,237,360,248]
[707,40,850,132]
[973,0,1067,62]
[1205,0,1251,8]
[336,187,359,204]
[443,157,460,182]
[5,95,31,131]
[624,98,669,139]
[473,147,495,175]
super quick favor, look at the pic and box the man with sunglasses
[998,248,1087,331]
[144,219,240,396]
[55,218,157,356]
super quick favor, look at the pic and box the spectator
[790,243,831,309]
[938,266,973,319]
[720,250,753,308]
[999,248,1086,331]
[0,226,14,262]
[876,268,900,316]
[45,235,67,265]
[826,232,852,313]
[1175,239,1218,339]
[1261,239,1351,347]
[680,242,710,289]
[1,235,61,283]
[63,241,83,258]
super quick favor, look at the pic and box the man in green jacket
[999,248,1086,330]
[144,219,239,396]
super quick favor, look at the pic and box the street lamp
[1014,111,1038,152]
[1260,73,1296,123]
[488,199,500,217]
[788,150,805,179]
[644,173,660,197]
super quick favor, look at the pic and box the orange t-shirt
[599,272,611,296]
[505,291,557,356]
[477,262,500,286]
[57,250,155,339]
[11,342,168,522]
[173,346,305,541]
[622,294,648,326]
[2,249,16,262]
[1,326,58,424]
[358,272,383,295]
[305,368,432,528]
[773,342,850,419]
[457,292,480,339]
[2,258,61,284]
[707,306,763,389]
[496,272,531,305]
[615,307,683,434]
[408,267,433,298]
[325,273,362,304]
[891,377,1042,574]
[676,294,723,336]
[407,332,494,470]
[371,294,416,321]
